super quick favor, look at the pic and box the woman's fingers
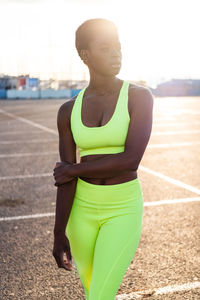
[54,174,67,184]
[53,169,74,184]
[65,242,73,269]
[53,169,68,182]
[53,163,75,185]
[53,235,73,271]
[53,166,68,178]
[66,248,72,265]
[54,161,71,168]
[53,251,72,271]
[60,254,72,271]
[53,161,65,170]
[53,164,62,170]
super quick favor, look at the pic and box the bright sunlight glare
[0,0,199,86]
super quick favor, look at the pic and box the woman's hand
[53,161,75,186]
[53,232,73,271]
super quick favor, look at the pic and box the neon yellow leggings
[66,177,144,300]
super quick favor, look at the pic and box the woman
[53,18,154,300]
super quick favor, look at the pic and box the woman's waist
[79,153,137,185]
[78,170,137,185]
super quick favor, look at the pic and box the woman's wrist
[53,227,66,236]
[69,163,80,178]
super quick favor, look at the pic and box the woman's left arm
[54,87,154,184]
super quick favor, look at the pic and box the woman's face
[83,29,122,77]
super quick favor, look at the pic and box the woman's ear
[80,49,89,65]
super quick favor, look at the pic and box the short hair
[75,18,118,58]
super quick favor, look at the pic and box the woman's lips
[111,63,121,68]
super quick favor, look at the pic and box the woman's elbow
[129,163,138,172]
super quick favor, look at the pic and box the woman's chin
[103,68,121,77]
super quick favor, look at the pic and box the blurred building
[1,75,200,98]
[153,79,200,96]
[39,79,88,90]
[0,74,39,90]
[0,75,18,89]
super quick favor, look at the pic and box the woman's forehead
[89,30,120,46]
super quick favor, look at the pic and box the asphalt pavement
[0,96,200,299]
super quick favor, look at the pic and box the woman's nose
[111,48,121,58]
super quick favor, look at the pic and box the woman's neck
[87,76,122,96]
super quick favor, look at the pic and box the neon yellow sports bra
[70,80,130,157]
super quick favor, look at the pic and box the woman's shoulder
[128,82,154,111]
[128,82,152,93]
[128,82,153,99]
[57,95,78,122]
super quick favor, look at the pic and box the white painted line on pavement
[154,281,200,295]
[155,109,200,116]
[2,123,198,133]
[139,165,200,195]
[144,196,200,206]
[0,152,58,158]
[0,139,58,144]
[153,121,200,127]
[0,108,57,135]
[147,141,200,148]
[0,213,55,222]
[175,109,200,115]
[152,129,200,135]
[0,173,52,180]
[116,281,200,299]
[0,130,43,135]
[1,141,199,149]
[154,118,175,122]
[1,166,200,197]
[1,197,199,222]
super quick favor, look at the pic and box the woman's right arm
[52,100,77,271]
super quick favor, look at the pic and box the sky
[0,0,200,86]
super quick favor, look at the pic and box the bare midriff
[79,153,137,185]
